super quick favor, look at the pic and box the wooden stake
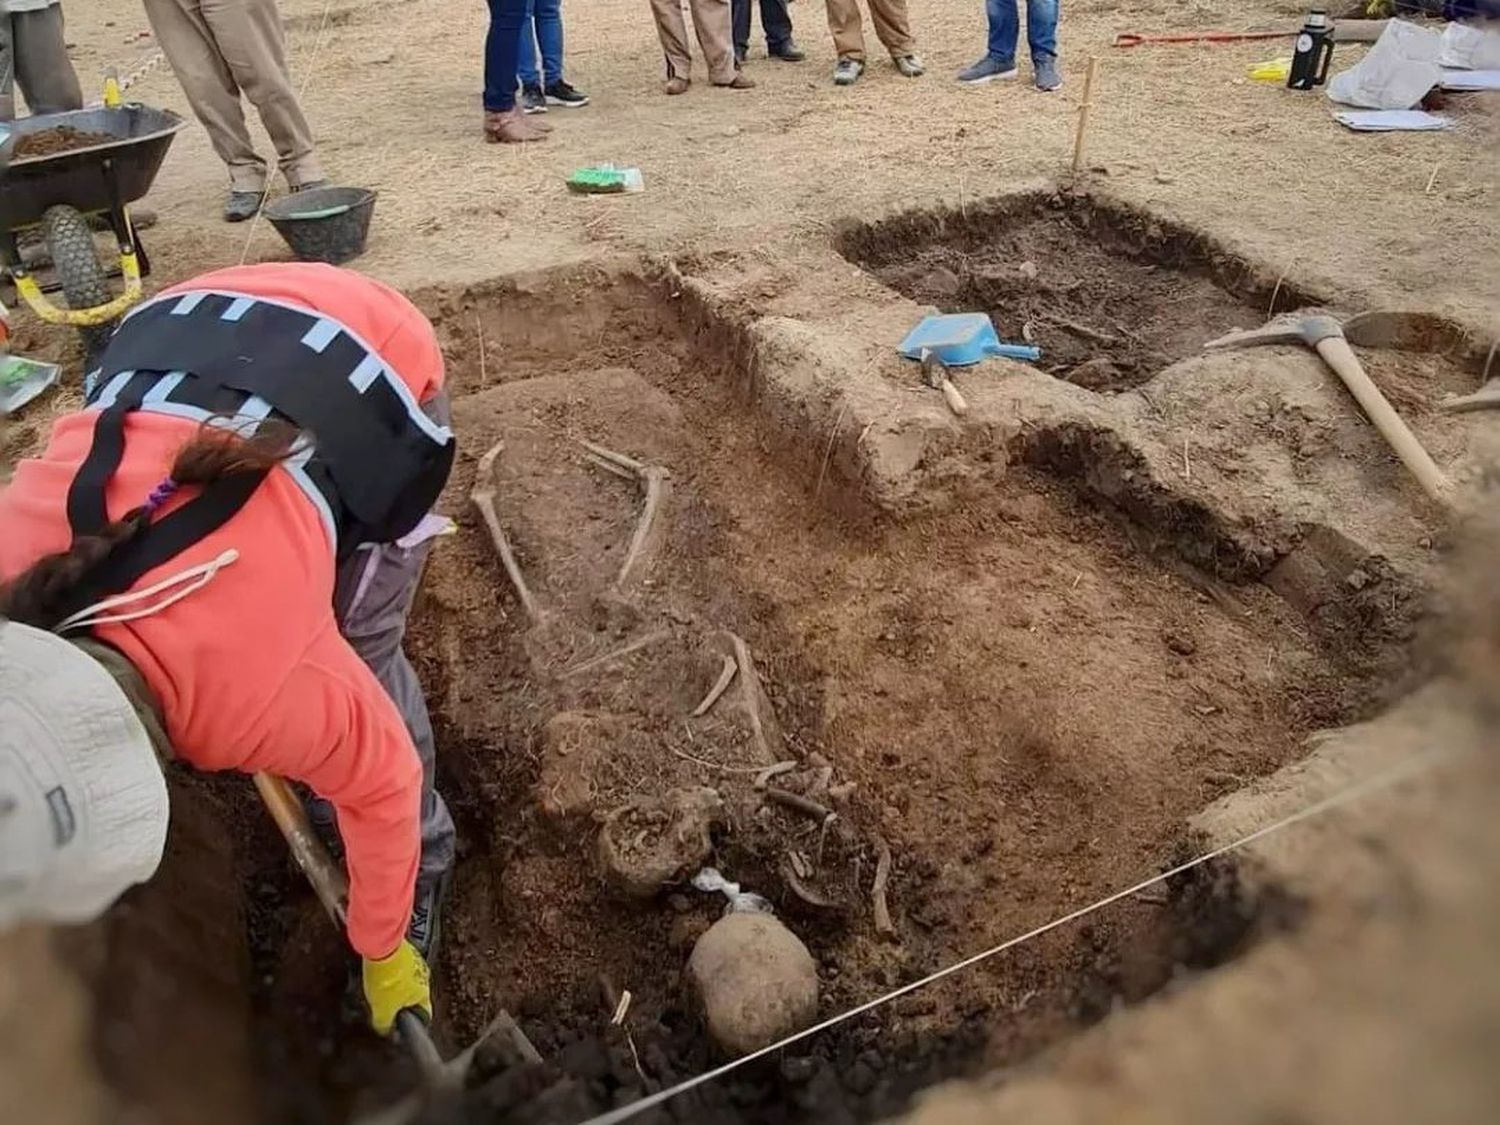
[1071,56,1100,176]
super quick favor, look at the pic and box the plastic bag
[692,867,774,916]
[1327,20,1443,109]
[1439,22,1500,70]
[0,355,61,415]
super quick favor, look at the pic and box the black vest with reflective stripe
[63,290,455,619]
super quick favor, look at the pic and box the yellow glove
[362,940,432,1036]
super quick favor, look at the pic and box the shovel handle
[1314,336,1451,508]
[253,773,350,925]
[940,377,969,417]
[397,1010,447,1083]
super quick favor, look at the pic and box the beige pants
[142,0,323,191]
[649,0,737,85]
[824,0,915,61]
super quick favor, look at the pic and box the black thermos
[1288,9,1335,91]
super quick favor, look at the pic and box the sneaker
[958,56,1018,85]
[833,57,865,85]
[545,79,589,108]
[1034,56,1062,91]
[714,72,757,90]
[520,83,548,113]
[223,190,263,223]
[664,76,691,95]
[770,41,806,62]
[407,870,450,962]
[893,53,926,78]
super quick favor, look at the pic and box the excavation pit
[839,190,1322,393]
[61,264,1385,1125]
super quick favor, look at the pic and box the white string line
[236,0,338,264]
[577,746,1458,1125]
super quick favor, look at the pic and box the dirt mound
[13,127,115,160]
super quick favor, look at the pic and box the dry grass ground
[51,0,1500,326]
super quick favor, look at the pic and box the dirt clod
[688,911,820,1058]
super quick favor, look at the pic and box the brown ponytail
[0,419,305,630]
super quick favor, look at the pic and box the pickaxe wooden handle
[1312,335,1451,508]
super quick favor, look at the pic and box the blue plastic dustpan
[898,313,1041,366]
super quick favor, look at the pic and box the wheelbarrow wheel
[42,204,116,361]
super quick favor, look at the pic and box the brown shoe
[664,77,691,95]
[484,109,547,143]
[715,73,757,90]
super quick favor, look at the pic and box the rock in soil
[688,911,819,1058]
[597,786,724,898]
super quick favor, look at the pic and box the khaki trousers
[0,7,84,121]
[824,0,915,61]
[142,0,323,191]
[649,0,737,85]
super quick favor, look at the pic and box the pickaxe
[1204,313,1451,509]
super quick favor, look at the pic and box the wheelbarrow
[0,75,183,357]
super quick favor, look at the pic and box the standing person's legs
[484,0,545,137]
[11,6,83,115]
[649,0,696,86]
[732,0,752,59]
[866,0,916,56]
[516,0,541,90]
[1026,0,1060,87]
[534,0,565,86]
[987,0,1020,63]
[689,0,738,84]
[198,0,323,187]
[1027,0,1059,59]
[761,0,795,52]
[1,18,17,122]
[143,0,268,193]
[824,0,867,61]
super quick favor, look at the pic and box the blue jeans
[517,0,564,89]
[484,0,527,112]
[985,0,1058,64]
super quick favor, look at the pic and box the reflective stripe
[239,394,274,422]
[91,370,136,409]
[349,353,383,393]
[170,292,208,317]
[301,317,341,353]
[284,443,339,550]
[127,288,454,447]
[141,371,186,405]
[220,297,255,322]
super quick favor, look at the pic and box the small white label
[1297,33,1314,52]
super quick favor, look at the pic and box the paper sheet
[1440,69,1500,91]
[1334,109,1452,132]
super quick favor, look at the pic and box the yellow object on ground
[1250,58,1293,82]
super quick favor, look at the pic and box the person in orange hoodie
[0,262,457,1037]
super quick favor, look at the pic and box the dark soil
[50,266,1379,1125]
[840,191,1315,393]
[13,126,115,160]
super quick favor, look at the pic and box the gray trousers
[312,395,456,893]
[0,7,84,122]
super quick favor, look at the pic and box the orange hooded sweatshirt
[0,264,442,960]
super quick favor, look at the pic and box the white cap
[0,621,169,929]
